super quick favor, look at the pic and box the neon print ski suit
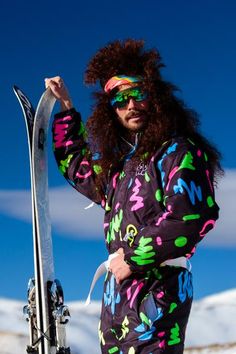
[52,108,219,354]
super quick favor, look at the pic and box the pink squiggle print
[130,178,144,211]
[126,279,144,308]
[166,166,179,191]
[157,291,164,299]
[199,219,216,237]
[186,246,196,258]
[113,172,119,189]
[54,116,73,148]
[76,161,92,179]
[197,149,202,157]
[156,205,172,226]
[115,202,120,211]
[127,279,137,299]
[206,169,214,193]
[158,331,165,338]
[156,236,162,246]
[159,340,165,349]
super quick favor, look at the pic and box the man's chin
[127,120,147,132]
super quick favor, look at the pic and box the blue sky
[0,0,235,303]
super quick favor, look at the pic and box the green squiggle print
[59,154,73,174]
[169,302,177,314]
[140,312,150,326]
[207,196,214,207]
[174,236,188,247]
[182,214,200,221]
[168,322,181,346]
[93,164,102,175]
[106,210,123,244]
[131,237,155,265]
[178,151,195,171]
[108,346,119,353]
[155,189,163,202]
[119,316,129,340]
[145,172,150,182]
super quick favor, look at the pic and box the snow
[0,289,236,354]
[185,344,236,354]
[186,288,236,347]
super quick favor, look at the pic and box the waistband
[85,253,191,306]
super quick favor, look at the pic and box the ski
[13,86,71,354]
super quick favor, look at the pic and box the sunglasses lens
[110,87,147,108]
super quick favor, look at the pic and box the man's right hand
[45,76,73,111]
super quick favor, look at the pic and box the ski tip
[13,85,19,93]
[13,85,23,97]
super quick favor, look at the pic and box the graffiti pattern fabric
[52,108,219,353]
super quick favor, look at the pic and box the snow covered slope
[186,288,236,347]
[0,289,236,354]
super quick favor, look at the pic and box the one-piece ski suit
[52,108,219,354]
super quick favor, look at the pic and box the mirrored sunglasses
[110,86,148,109]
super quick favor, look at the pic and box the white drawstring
[84,202,95,210]
[160,257,192,272]
[85,254,191,306]
[120,133,139,149]
[85,253,119,306]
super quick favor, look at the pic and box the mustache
[126,109,147,119]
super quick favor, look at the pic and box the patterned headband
[104,75,143,93]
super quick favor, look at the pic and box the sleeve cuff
[54,108,81,120]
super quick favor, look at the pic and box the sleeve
[124,140,220,272]
[52,108,105,205]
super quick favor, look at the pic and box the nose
[127,97,137,110]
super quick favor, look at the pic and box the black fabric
[52,109,219,353]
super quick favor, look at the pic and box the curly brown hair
[84,39,223,190]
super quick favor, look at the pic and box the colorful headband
[104,75,143,93]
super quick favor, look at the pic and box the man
[46,39,222,354]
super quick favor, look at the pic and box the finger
[115,275,120,284]
[46,79,60,92]
[44,78,50,89]
[54,76,62,83]
[44,77,63,89]
[45,76,62,83]
[55,77,64,88]
[44,78,56,90]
